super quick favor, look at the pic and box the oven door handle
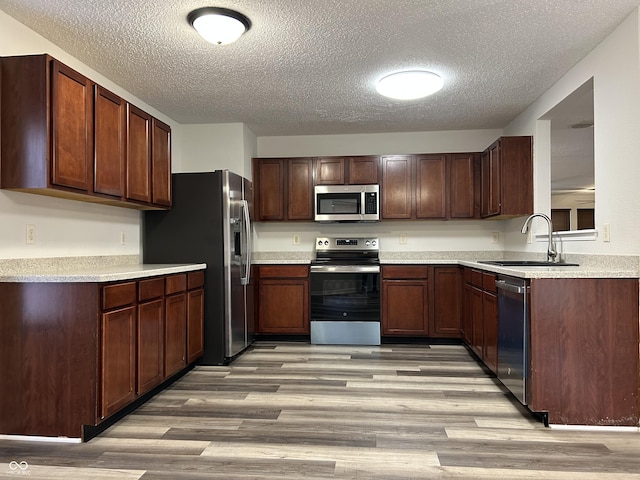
[310,265,380,273]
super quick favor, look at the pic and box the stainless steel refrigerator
[143,170,253,365]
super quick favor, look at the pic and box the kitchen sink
[478,260,579,267]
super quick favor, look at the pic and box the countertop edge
[0,263,207,283]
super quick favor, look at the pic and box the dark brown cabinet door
[316,157,345,185]
[137,299,164,395]
[51,60,93,191]
[287,158,314,220]
[94,85,126,198]
[126,104,152,204]
[483,291,498,373]
[187,288,205,363]
[101,305,136,419]
[165,293,187,377]
[381,155,413,219]
[151,118,172,207]
[432,267,462,337]
[481,143,501,217]
[449,153,476,218]
[382,280,429,335]
[348,156,379,184]
[415,154,446,219]
[471,286,484,358]
[254,158,286,220]
[257,266,309,334]
[461,280,473,345]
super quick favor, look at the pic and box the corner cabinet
[481,136,532,218]
[0,269,204,440]
[0,54,171,210]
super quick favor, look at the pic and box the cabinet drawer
[139,277,165,301]
[166,274,187,295]
[102,282,137,310]
[471,269,483,288]
[482,272,497,293]
[188,270,205,289]
[258,265,309,278]
[382,265,429,279]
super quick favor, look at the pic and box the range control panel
[315,237,379,251]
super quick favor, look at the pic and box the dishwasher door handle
[495,279,529,295]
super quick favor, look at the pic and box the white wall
[502,10,640,255]
[177,123,257,179]
[0,10,180,259]
[257,129,502,157]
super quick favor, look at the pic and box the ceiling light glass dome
[376,70,444,100]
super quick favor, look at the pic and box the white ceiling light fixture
[188,7,251,45]
[376,70,444,100]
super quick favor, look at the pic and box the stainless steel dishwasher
[496,275,530,405]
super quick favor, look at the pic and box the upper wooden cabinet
[253,157,314,221]
[316,156,379,185]
[382,153,478,220]
[481,136,532,218]
[0,54,171,210]
[381,155,413,219]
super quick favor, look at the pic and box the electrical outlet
[120,231,126,245]
[292,234,300,245]
[603,223,611,242]
[399,233,407,245]
[26,224,36,244]
[491,231,500,244]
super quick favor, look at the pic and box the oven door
[309,264,381,345]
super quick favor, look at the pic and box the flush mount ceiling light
[188,7,251,45]
[376,70,444,100]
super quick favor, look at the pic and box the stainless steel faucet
[521,213,557,262]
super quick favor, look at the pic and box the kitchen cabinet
[164,274,187,377]
[256,265,309,334]
[481,136,532,218]
[462,268,497,372]
[100,282,137,419]
[382,153,479,220]
[381,155,413,219]
[0,268,204,440]
[94,85,126,198]
[527,278,639,426]
[0,54,171,210]
[187,271,205,363]
[316,156,379,185]
[137,277,165,395]
[253,158,314,221]
[431,267,462,337]
[382,266,430,336]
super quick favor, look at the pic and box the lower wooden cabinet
[256,265,309,334]
[432,267,462,336]
[462,268,497,373]
[187,287,205,363]
[164,292,187,377]
[137,298,164,395]
[382,266,430,336]
[101,305,136,419]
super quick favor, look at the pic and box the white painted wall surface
[503,10,640,255]
[257,129,502,157]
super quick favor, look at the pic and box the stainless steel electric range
[309,237,381,345]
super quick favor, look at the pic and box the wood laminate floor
[2,342,640,479]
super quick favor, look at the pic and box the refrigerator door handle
[241,199,251,285]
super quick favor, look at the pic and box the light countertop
[0,255,206,283]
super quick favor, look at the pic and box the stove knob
[317,240,323,246]
[372,240,377,246]
[324,240,329,246]
[365,240,370,246]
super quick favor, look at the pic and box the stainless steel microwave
[314,184,380,222]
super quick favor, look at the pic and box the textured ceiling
[1,0,639,136]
